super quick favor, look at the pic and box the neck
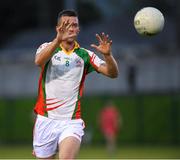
[61,41,75,52]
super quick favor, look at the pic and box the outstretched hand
[56,20,76,42]
[91,33,112,56]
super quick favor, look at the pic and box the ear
[77,27,80,34]
[56,26,58,32]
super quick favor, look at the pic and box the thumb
[91,44,98,49]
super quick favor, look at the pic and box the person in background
[99,101,121,155]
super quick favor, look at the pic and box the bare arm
[98,54,118,78]
[91,33,119,78]
[35,38,60,67]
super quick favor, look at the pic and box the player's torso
[44,49,85,119]
[46,50,84,96]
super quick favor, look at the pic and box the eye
[72,23,78,28]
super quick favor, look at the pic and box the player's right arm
[35,20,73,67]
[35,39,60,67]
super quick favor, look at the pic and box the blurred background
[0,0,180,159]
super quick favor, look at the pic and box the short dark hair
[57,10,78,24]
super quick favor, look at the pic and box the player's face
[59,16,80,42]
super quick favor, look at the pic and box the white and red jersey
[34,42,105,120]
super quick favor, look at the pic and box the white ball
[134,7,165,36]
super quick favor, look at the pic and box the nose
[68,25,78,34]
[69,25,74,31]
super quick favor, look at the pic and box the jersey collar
[60,41,80,55]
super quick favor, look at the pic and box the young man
[33,10,118,159]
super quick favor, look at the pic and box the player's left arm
[91,33,119,78]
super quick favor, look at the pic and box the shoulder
[76,47,95,58]
[38,42,51,49]
[36,42,51,55]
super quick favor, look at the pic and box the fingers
[109,40,113,46]
[101,32,107,42]
[96,32,112,44]
[90,44,98,49]
[57,20,72,33]
[95,34,103,44]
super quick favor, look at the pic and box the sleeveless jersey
[34,42,105,120]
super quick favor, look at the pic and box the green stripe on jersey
[74,48,95,73]
[54,47,62,54]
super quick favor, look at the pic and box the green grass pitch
[0,145,180,159]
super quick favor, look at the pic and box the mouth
[69,33,78,39]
